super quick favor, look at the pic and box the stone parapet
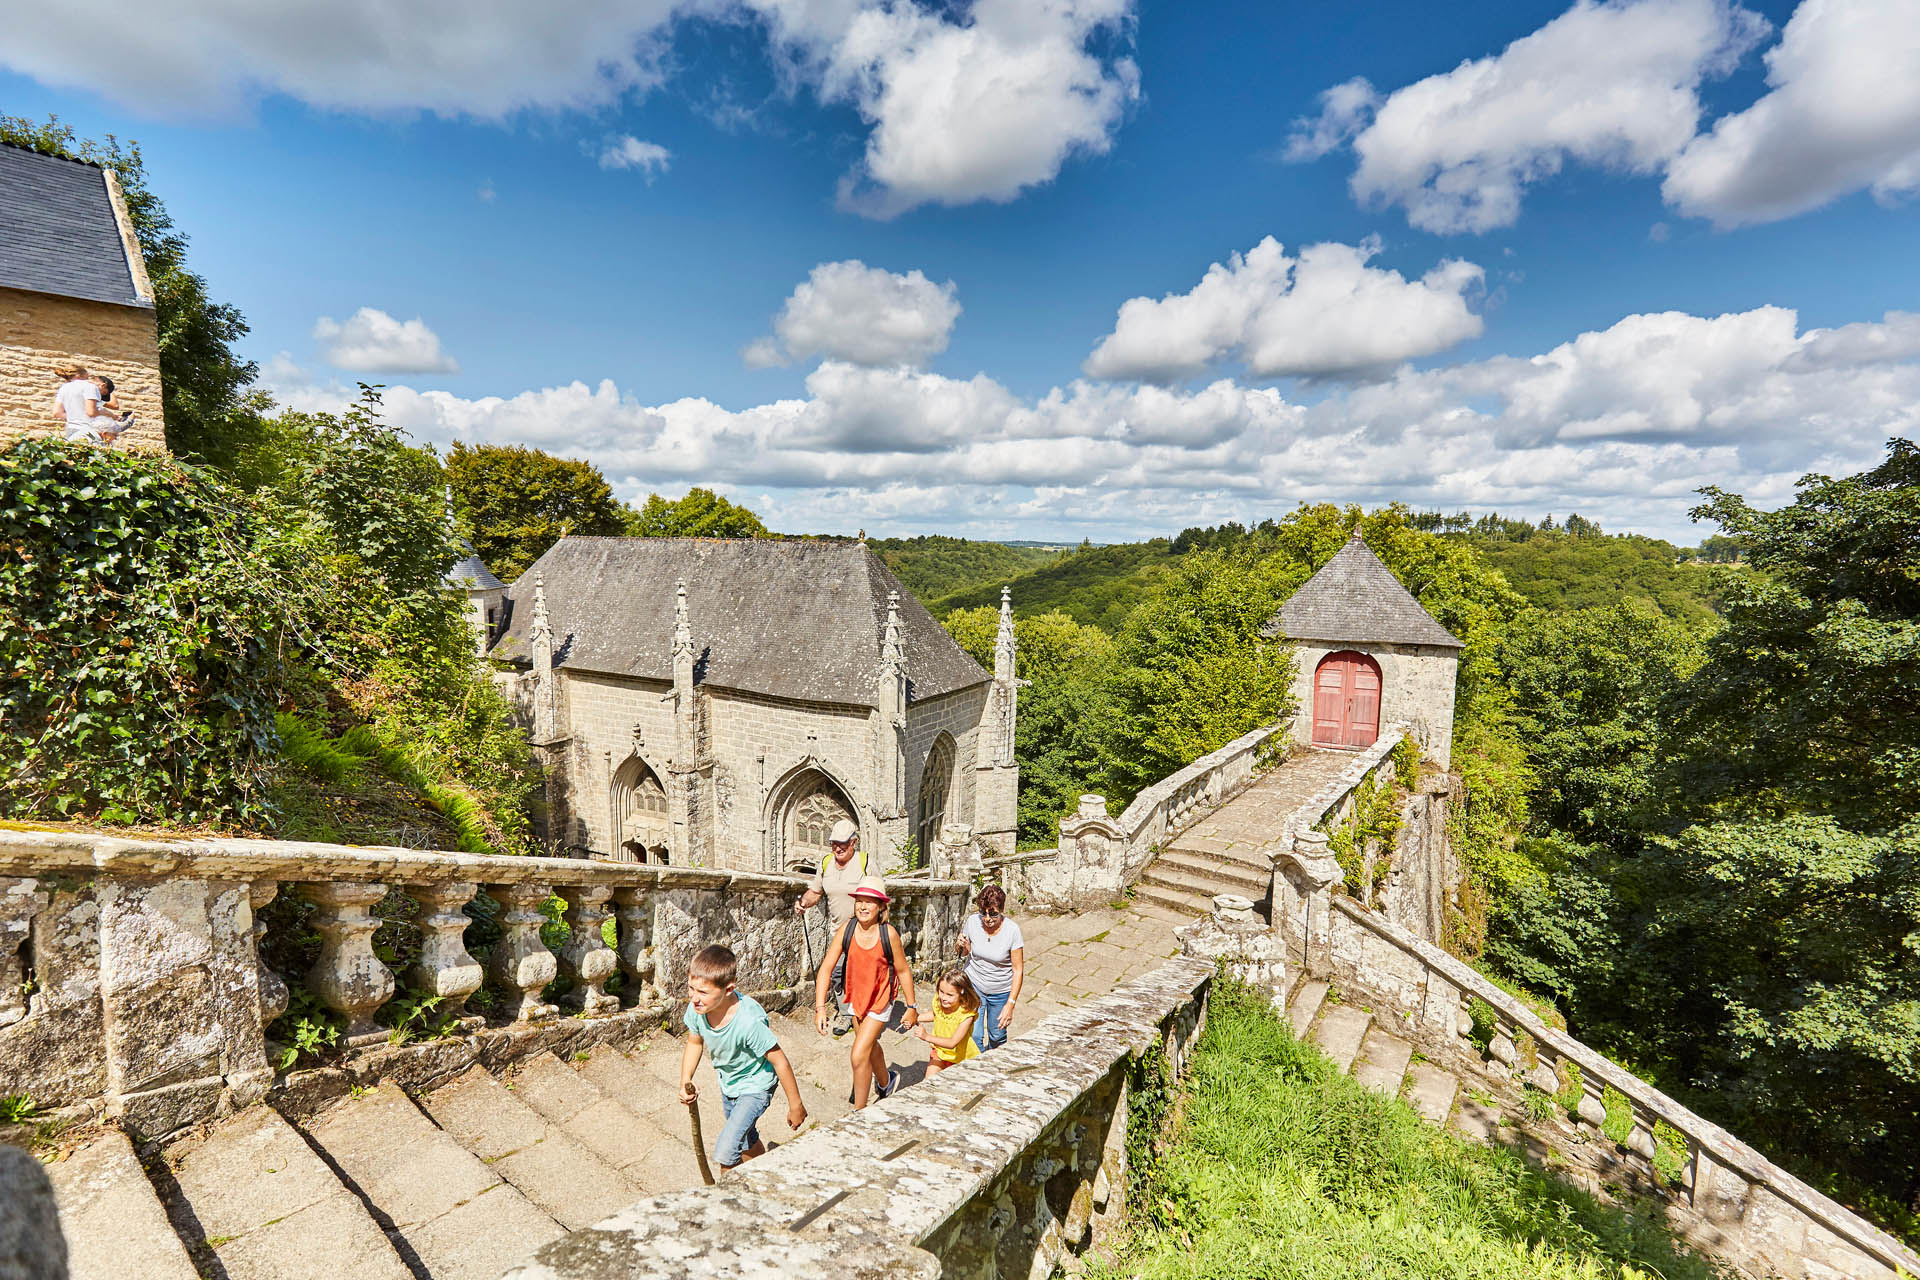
[1116,721,1287,875]
[503,956,1214,1280]
[0,828,968,1145]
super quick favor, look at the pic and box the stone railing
[0,828,966,1143]
[1267,841,1920,1280]
[503,956,1215,1280]
[1013,722,1288,911]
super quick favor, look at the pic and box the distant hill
[1470,533,1720,624]
[931,539,1178,632]
[870,536,1064,605]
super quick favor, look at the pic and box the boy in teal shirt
[679,944,808,1169]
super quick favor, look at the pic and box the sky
[6,0,1919,543]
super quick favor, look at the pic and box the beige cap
[829,819,859,844]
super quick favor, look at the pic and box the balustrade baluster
[1627,1109,1658,1162]
[1575,1073,1609,1137]
[249,881,288,1029]
[485,882,558,1022]
[303,881,394,1042]
[405,881,483,1015]
[613,885,660,1007]
[557,884,620,1015]
[1487,1017,1518,1080]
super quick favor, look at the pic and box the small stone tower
[973,586,1023,855]
[1264,532,1462,766]
[444,540,507,656]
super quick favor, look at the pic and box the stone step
[1403,1061,1459,1125]
[167,1103,411,1280]
[420,1065,642,1230]
[1156,843,1274,881]
[46,1129,199,1280]
[508,1050,704,1192]
[1137,862,1260,904]
[1130,882,1208,917]
[301,1081,564,1280]
[1352,1025,1416,1098]
[1287,978,1329,1039]
[1149,850,1270,896]
[1452,1093,1502,1143]
[1310,1003,1372,1074]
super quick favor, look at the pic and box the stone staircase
[1136,748,1358,916]
[38,1008,880,1280]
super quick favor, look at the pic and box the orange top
[844,924,896,1018]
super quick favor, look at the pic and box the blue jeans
[715,1085,775,1167]
[973,988,1011,1052]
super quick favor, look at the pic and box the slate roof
[445,540,505,592]
[1262,532,1463,649]
[0,144,149,308]
[490,537,991,707]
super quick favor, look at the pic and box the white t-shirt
[962,913,1025,995]
[56,379,99,427]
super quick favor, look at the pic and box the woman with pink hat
[813,875,919,1108]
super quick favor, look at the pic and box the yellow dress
[930,1005,981,1064]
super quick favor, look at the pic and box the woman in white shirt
[957,883,1024,1051]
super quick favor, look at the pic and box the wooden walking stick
[686,1096,716,1186]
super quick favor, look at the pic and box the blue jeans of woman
[972,988,1011,1052]
[714,1085,775,1167]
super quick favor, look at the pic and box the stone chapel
[480,536,1020,871]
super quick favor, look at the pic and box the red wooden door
[1311,651,1382,749]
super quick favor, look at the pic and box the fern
[274,712,372,783]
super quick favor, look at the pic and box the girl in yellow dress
[915,969,982,1073]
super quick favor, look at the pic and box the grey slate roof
[490,537,991,707]
[0,145,149,308]
[445,540,505,592]
[1262,532,1464,649]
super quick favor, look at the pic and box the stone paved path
[1137,749,1356,914]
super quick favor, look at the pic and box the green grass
[1094,982,1727,1280]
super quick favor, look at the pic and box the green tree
[445,442,629,581]
[0,115,266,467]
[624,486,769,538]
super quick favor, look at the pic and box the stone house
[0,143,165,449]
[487,537,1020,871]
[1263,531,1462,766]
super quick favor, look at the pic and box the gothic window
[915,734,955,868]
[612,755,670,861]
[794,790,849,853]
[776,769,857,873]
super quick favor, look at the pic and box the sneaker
[883,1067,900,1099]
[830,1011,854,1038]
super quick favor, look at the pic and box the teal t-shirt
[683,993,779,1097]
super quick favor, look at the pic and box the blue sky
[6,0,1918,541]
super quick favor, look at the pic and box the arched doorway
[1312,651,1382,749]
[611,755,672,864]
[768,767,857,874]
[914,733,956,868]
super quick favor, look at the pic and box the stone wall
[1287,640,1457,767]
[503,956,1214,1280]
[0,287,165,451]
[0,829,969,1145]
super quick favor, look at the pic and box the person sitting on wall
[90,374,135,443]
[48,364,116,445]
[813,876,918,1108]
[794,817,865,1036]
[958,883,1025,1052]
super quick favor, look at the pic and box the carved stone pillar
[1487,1016,1518,1081]
[613,885,660,1007]
[303,882,394,1043]
[557,884,620,1015]
[1626,1109,1658,1162]
[1575,1073,1609,1136]
[249,881,288,1029]
[1177,893,1286,996]
[485,883,558,1022]
[1274,829,1342,978]
[405,881,483,1014]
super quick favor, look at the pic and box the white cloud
[599,135,673,179]
[265,303,1920,543]
[313,308,460,375]
[746,260,961,369]
[747,0,1140,217]
[1663,0,1920,226]
[1084,237,1484,383]
[1291,0,1767,232]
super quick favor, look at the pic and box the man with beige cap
[795,818,865,1035]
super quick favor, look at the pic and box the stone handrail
[1274,723,1410,852]
[0,828,967,1143]
[1304,887,1920,1280]
[1115,721,1287,875]
[503,956,1215,1280]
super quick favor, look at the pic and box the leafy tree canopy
[625,486,769,539]
[445,442,629,581]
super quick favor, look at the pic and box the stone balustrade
[503,956,1215,1280]
[1268,852,1920,1280]
[1115,721,1287,876]
[0,828,967,1144]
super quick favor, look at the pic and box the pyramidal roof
[445,539,505,592]
[1263,532,1463,650]
[489,537,989,708]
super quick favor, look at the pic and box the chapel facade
[480,537,1019,872]
[1263,531,1463,766]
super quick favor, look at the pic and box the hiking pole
[686,1096,715,1186]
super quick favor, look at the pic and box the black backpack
[840,917,898,999]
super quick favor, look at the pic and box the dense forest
[868,535,1062,604]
